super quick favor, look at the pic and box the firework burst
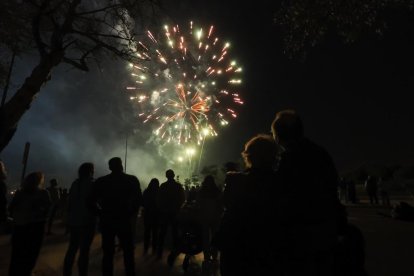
[127,21,243,145]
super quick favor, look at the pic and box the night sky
[2,1,414,188]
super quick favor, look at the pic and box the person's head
[22,172,45,192]
[0,161,6,180]
[108,157,123,173]
[148,178,160,190]
[78,162,94,179]
[242,134,278,169]
[271,110,304,145]
[166,169,175,180]
[50,178,58,187]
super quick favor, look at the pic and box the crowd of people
[0,110,370,276]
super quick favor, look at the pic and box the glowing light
[197,29,203,40]
[186,147,196,156]
[202,128,210,136]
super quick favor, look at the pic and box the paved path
[1,201,413,276]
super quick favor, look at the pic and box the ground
[1,198,414,276]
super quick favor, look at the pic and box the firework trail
[127,21,243,145]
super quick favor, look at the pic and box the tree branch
[74,31,136,61]
[73,29,132,40]
[75,4,123,16]
[32,0,53,57]
[62,57,89,71]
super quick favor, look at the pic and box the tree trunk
[0,50,64,152]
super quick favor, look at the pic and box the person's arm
[42,190,52,218]
[86,179,101,215]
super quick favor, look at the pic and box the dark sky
[2,1,414,188]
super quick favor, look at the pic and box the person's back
[142,182,159,216]
[88,157,141,276]
[156,169,185,261]
[157,179,185,215]
[272,110,342,276]
[93,172,141,223]
[64,163,96,276]
[197,180,222,225]
[142,178,160,255]
[67,178,96,227]
[277,137,339,223]
[222,168,279,253]
[8,172,51,276]
[47,185,60,205]
[217,135,280,276]
[10,186,51,225]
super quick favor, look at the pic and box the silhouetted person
[88,157,142,276]
[197,175,223,265]
[142,178,160,255]
[60,188,70,234]
[8,172,51,276]
[378,177,391,207]
[63,163,97,276]
[187,185,198,202]
[156,169,185,262]
[46,178,60,235]
[0,161,7,226]
[271,110,342,276]
[347,179,357,204]
[217,134,280,276]
[365,176,378,205]
[338,177,348,203]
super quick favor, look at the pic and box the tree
[0,0,161,152]
[274,0,414,57]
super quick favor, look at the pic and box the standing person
[63,163,97,276]
[271,110,342,276]
[156,169,185,263]
[60,188,70,234]
[142,178,160,255]
[338,177,348,203]
[46,178,60,235]
[8,172,51,276]
[0,161,7,227]
[378,177,391,207]
[88,157,142,276]
[217,134,279,276]
[347,179,357,204]
[197,175,223,265]
[365,176,378,205]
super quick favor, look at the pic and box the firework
[127,21,243,145]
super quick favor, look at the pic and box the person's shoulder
[174,181,184,190]
[95,174,108,182]
[71,178,81,186]
[38,189,51,199]
[124,173,139,182]
[304,138,331,155]
[159,181,168,189]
